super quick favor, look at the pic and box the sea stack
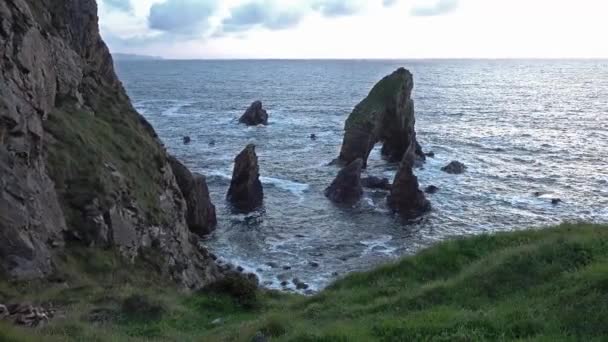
[239,101,269,126]
[325,159,364,205]
[388,143,431,218]
[336,68,425,167]
[168,157,217,236]
[227,144,264,212]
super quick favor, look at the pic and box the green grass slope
[2,223,607,341]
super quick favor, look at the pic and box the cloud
[383,0,399,7]
[222,0,308,33]
[104,0,133,12]
[411,0,458,16]
[148,0,220,35]
[312,0,367,17]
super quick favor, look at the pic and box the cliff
[0,0,219,288]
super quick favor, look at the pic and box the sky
[99,0,608,59]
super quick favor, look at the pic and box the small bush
[205,273,258,309]
[121,295,165,321]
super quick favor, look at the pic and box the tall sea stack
[336,68,425,167]
[335,68,429,219]
[0,0,219,288]
[227,144,264,212]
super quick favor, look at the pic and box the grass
[1,223,607,341]
[44,99,168,230]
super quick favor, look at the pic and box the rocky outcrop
[325,159,364,205]
[441,161,467,174]
[168,156,217,237]
[361,176,391,191]
[227,144,264,212]
[239,101,268,126]
[336,68,425,167]
[388,144,431,219]
[0,0,219,288]
[0,303,56,328]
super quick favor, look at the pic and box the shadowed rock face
[337,68,425,167]
[227,145,264,212]
[168,157,217,236]
[0,0,219,288]
[388,143,431,219]
[239,101,268,126]
[325,159,364,205]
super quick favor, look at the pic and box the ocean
[114,59,608,292]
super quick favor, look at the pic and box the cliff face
[0,0,219,288]
[337,68,424,167]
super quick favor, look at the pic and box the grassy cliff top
[2,223,607,341]
[345,68,413,129]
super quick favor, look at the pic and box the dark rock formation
[183,136,191,144]
[325,159,364,205]
[0,303,56,328]
[227,145,264,212]
[336,68,425,167]
[552,198,562,205]
[239,101,268,126]
[388,144,431,219]
[425,151,435,158]
[168,156,217,236]
[361,176,392,191]
[425,185,440,194]
[441,161,467,174]
[310,134,317,140]
[0,0,219,288]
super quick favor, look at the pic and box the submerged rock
[361,176,392,191]
[552,198,562,205]
[227,144,264,212]
[168,156,217,236]
[183,136,191,144]
[310,134,317,140]
[336,68,425,167]
[388,144,431,219]
[239,101,269,126]
[441,161,467,174]
[425,185,440,194]
[325,159,364,205]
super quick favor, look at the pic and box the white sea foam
[360,235,397,256]
[260,176,310,198]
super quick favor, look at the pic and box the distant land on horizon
[112,53,163,61]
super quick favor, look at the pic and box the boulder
[168,156,217,236]
[325,159,364,205]
[227,145,264,212]
[239,101,268,126]
[425,185,440,194]
[361,176,391,191]
[441,161,467,174]
[336,68,425,167]
[388,144,431,219]
[0,304,8,320]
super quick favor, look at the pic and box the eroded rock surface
[227,144,264,212]
[239,101,268,126]
[0,0,219,288]
[388,144,431,219]
[168,156,217,236]
[336,68,425,167]
[325,159,364,205]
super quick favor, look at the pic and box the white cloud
[99,0,608,58]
